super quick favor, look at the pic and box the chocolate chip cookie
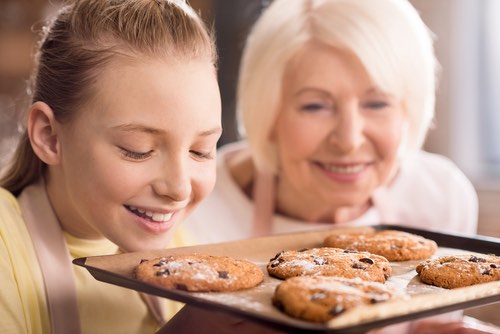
[323,230,437,261]
[273,276,400,322]
[135,253,264,292]
[416,254,500,289]
[267,247,391,283]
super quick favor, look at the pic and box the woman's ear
[28,101,61,165]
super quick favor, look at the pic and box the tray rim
[73,224,500,333]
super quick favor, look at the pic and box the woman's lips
[315,161,371,182]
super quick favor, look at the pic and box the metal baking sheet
[73,224,500,333]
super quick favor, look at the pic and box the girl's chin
[118,237,172,253]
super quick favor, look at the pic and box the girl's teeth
[151,212,173,222]
[128,206,173,222]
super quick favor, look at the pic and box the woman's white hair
[237,0,439,174]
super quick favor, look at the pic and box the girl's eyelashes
[119,147,153,160]
[190,150,215,160]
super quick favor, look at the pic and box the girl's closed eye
[118,147,154,161]
[190,149,215,160]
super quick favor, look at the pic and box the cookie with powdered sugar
[273,276,401,322]
[416,254,500,289]
[267,247,391,283]
[135,253,264,292]
[324,230,437,261]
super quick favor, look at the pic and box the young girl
[0,0,221,333]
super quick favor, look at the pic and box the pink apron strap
[252,171,276,237]
[18,183,81,334]
[140,293,166,325]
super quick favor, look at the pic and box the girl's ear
[28,101,61,165]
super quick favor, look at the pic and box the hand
[156,305,290,334]
[412,317,500,334]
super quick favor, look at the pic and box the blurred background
[2,0,497,235]
[0,0,498,324]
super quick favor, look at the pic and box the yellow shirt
[0,187,187,334]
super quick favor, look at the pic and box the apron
[18,182,165,334]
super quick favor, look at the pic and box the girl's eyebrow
[111,123,164,135]
[200,127,223,137]
[111,123,222,136]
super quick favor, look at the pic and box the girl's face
[272,43,406,222]
[51,58,221,252]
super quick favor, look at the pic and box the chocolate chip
[270,258,285,268]
[490,264,497,269]
[269,251,283,262]
[155,269,170,276]
[469,256,486,263]
[481,269,492,275]
[154,258,168,266]
[352,263,367,270]
[298,248,309,252]
[313,257,326,266]
[328,305,344,316]
[359,258,374,265]
[175,283,188,291]
[218,271,229,279]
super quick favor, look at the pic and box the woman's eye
[119,147,153,160]
[364,101,390,110]
[300,103,330,112]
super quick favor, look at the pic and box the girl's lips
[124,205,176,234]
[125,205,173,222]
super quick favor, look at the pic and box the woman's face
[272,43,406,222]
[51,58,221,252]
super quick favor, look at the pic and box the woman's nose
[152,157,191,202]
[328,103,364,152]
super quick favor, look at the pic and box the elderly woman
[185,0,477,242]
[175,1,498,333]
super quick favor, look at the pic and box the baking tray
[73,224,500,333]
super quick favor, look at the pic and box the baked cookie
[323,230,437,261]
[267,247,391,283]
[416,254,500,289]
[135,253,264,292]
[273,276,400,322]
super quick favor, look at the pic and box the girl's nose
[151,157,191,202]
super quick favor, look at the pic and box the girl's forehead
[75,58,220,134]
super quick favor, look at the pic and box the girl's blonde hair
[238,0,438,174]
[0,0,217,196]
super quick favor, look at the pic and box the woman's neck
[274,176,372,224]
